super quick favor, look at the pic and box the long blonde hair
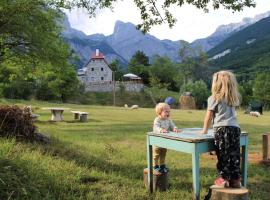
[211,71,241,106]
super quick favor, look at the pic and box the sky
[66,0,270,42]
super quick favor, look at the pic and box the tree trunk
[206,187,248,200]
[143,168,168,191]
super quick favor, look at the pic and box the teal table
[147,128,248,200]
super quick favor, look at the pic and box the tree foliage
[181,80,210,109]
[149,56,178,90]
[253,72,270,105]
[128,50,150,84]
[110,59,124,81]
[0,0,80,101]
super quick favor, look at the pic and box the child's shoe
[159,164,169,173]
[213,177,229,188]
[229,178,242,188]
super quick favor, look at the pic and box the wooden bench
[71,111,88,122]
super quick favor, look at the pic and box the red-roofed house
[78,49,112,84]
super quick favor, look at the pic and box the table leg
[241,137,248,187]
[147,136,153,193]
[51,110,63,121]
[192,151,200,200]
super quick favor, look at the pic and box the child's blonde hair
[211,70,241,106]
[155,103,170,115]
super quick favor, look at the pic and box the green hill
[208,16,270,81]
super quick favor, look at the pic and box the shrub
[0,105,37,141]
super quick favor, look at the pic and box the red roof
[91,52,105,59]
[87,51,110,67]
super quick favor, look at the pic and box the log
[207,186,248,200]
[143,168,168,191]
[263,133,270,161]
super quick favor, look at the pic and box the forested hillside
[208,15,270,81]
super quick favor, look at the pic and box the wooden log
[208,186,248,200]
[143,168,168,191]
[263,133,270,161]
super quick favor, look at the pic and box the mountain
[62,19,184,68]
[63,11,270,69]
[106,21,182,62]
[62,17,127,68]
[191,11,270,52]
[207,15,270,81]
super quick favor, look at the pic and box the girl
[202,71,241,188]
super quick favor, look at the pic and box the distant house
[78,49,112,84]
[78,49,144,92]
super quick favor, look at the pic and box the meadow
[0,99,270,200]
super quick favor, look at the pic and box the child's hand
[199,130,207,134]
[173,128,181,133]
[160,129,168,133]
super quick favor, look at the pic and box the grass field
[0,99,270,200]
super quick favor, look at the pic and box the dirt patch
[202,152,265,164]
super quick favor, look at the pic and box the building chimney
[96,49,99,56]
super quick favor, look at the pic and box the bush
[0,105,37,141]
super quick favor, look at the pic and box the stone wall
[83,81,144,92]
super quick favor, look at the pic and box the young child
[153,102,180,173]
[202,70,241,188]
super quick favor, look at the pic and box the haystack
[179,92,196,110]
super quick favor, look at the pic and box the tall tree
[0,0,80,101]
[110,59,124,81]
[149,56,178,90]
[128,50,150,84]
[253,72,270,106]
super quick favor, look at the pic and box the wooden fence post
[263,133,270,161]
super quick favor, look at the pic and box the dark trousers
[214,126,241,180]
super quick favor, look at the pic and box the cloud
[65,0,270,42]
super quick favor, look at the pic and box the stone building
[78,49,112,84]
[78,49,144,92]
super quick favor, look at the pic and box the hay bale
[179,95,196,110]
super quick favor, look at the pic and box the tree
[0,0,80,101]
[128,51,150,84]
[177,41,211,89]
[253,72,270,107]
[0,0,64,62]
[54,0,256,32]
[110,59,124,81]
[181,80,210,109]
[149,56,178,90]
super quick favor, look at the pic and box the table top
[71,111,88,114]
[148,128,214,142]
[42,107,70,111]
[148,128,247,143]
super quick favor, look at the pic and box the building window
[101,67,104,71]
[91,77,94,81]
[101,77,104,81]
[91,68,94,71]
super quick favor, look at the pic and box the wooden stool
[79,113,88,122]
[206,186,248,200]
[143,168,168,191]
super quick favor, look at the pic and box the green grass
[0,99,270,199]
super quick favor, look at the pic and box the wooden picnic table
[146,128,248,200]
[42,107,70,121]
